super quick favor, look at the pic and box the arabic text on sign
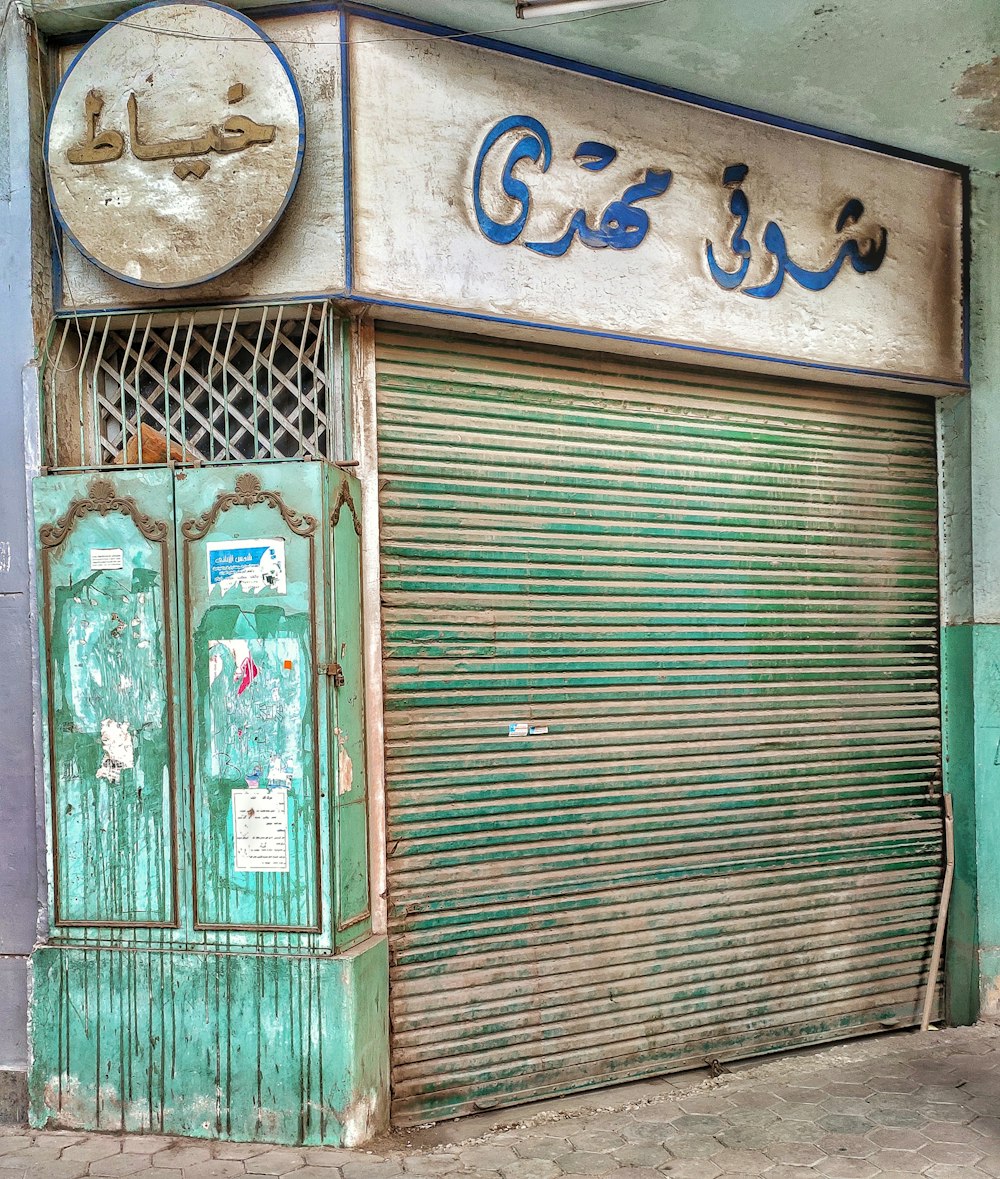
[472,116,889,299]
[67,85,276,181]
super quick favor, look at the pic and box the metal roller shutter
[375,327,945,1125]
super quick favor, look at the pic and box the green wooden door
[376,327,945,1124]
[36,470,180,928]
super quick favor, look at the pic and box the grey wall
[0,7,43,1112]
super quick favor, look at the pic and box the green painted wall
[939,172,1000,1022]
[30,937,388,1146]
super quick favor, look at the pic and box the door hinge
[319,661,345,687]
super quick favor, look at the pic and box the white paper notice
[232,788,289,873]
[90,548,124,571]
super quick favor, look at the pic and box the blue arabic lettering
[472,115,672,256]
[706,164,888,298]
[472,115,553,245]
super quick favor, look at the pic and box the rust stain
[954,55,1000,131]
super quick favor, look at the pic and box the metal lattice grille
[44,303,343,469]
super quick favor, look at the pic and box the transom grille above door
[43,302,344,470]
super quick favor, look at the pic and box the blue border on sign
[348,294,971,391]
[44,0,308,290]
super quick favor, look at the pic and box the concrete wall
[0,7,44,1124]
[969,172,1000,1017]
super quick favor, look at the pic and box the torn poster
[207,538,286,596]
[207,636,304,787]
[232,787,289,872]
[96,717,134,783]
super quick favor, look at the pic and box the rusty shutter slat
[375,327,944,1125]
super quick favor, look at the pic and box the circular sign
[45,0,305,289]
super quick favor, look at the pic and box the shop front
[28,0,966,1144]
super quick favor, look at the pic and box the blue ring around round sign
[44,0,307,290]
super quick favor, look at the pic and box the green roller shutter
[375,327,944,1125]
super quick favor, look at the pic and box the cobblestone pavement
[4,1024,1000,1179]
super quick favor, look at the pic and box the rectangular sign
[349,16,965,389]
[232,788,289,873]
[207,538,286,596]
[90,547,124,571]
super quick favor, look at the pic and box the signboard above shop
[50,7,966,392]
[46,1,306,288]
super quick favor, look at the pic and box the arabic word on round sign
[45,0,305,289]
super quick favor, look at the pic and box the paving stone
[555,1151,617,1174]
[340,1164,404,1179]
[763,1169,822,1179]
[824,1084,874,1098]
[151,1146,214,1169]
[922,1088,968,1105]
[763,1142,827,1167]
[62,1141,123,1163]
[609,1170,662,1179]
[864,1077,920,1094]
[513,1137,573,1160]
[610,1143,672,1168]
[655,1163,722,1179]
[770,1122,819,1145]
[919,1105,977,1125]
[399,1155,461,1176]
[122,1139,175,1156]
[677,1099,733,1116]
[920,1139,985,1165]
[669,1116,726,1136]
[867,1128,930,1152]
[244,1148,309,1174]
[215,1145,273,1160]
[922,1122,990,1146]
[818,1133,877,1159]
[817,1115,875,1136]
[568,1131,626,1153]
[725,1092,779,1111]
[498,1159,560,1179]
[183,1162,249,1179]
[293,1170,351,1179]
[774,1087,827,1105]
[0,1147,72,1167]
[1,1161,89,1179]
[715,1124,773,1149]
[868,1107,931,1129]
[709,1147,772,1174]
[922,1168,988,1179]
[658,1136,717,1159]
[865,1149,929,1173]
[620,1124,674,1146]
[779,1103,829,1122]
[815,1157,879,1178]
[88,1155,153,1175]
[0,1137,31,1157]
[452,1146,518,1171]
[631,1105,676,1124]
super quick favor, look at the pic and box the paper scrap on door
[90,548,124,571]
[207,539,286,596]
[232,788,289,872]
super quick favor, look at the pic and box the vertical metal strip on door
[375,327,944,1124]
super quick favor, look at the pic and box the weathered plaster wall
[969,171,1000,1018]
[0,7,45,1122]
